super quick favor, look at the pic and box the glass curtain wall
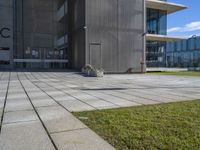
[146,41,166,67]
[147,8,167,35]
[166,36,200,68]
[146,8,167,67]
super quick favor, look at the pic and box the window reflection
[166,37,200,67]
[147,8,167,35]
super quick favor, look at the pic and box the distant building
[166,36,200,68]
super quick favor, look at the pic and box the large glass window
[146,8,167,67]
[196,38,200,49]
[146,41,166,67]
[147,8,167,35]
[166,42,175,52]
[188,38,195,50]
[176,41,182,51]
[182,40,187,51]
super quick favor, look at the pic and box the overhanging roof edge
[146,34,188,42]
[146,0,187,14]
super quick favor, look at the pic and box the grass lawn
[74,100,200,150]
[147,71,200,76]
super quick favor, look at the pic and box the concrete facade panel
[23,10,54,34]
[86,0,118,72]
[69,0,86,68]
[23,0,54,11]
[0,1,13,66]
[14,0,57,65]
[84,0,145,72]
[0,0,13,7]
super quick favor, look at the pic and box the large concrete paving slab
[82,91,139,107]
[5,99,33,112]
[3,110,38,124]
[102,90,156,105]
[120,90,174,103]
[71,93,117,108]
[31,99,58,108]
[7,93,27,99]
[59,100,95,112]
[26,92,50,99]
[51,95,77,101]
[36,106,87,134]
[0,101,4,109]
[33,73,200,111]
[51,128,115,150]
[0,121,55,150]
[0,71,200,150]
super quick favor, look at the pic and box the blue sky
[167,0,200,37]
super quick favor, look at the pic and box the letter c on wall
[0,28,10,38]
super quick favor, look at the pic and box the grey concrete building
[69,0,145,73]
[0,0,186,73]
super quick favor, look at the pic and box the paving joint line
[133,88,188,100]
[24,73,105,140]
[52,74,129,106]
[29,72,98,111]
[35,104,59,109]
[50,127,88,135]
[17,72,58,150]
[34,72,121,108]
[4,109,34,113]
[41,73,151,105]
[51,80,120,107]
[0,72,10,133]
[61,79,146,105]
[158,89,199,99]
[119,90,166,103]
[25,73,74,113]
[92,82,163,104]
[82,91,125,107]
[126,89,178,101]
[3,119,39,126]
[101,91,144,105]
[93,82,168,104]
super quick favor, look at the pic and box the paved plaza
[0,71,200,150]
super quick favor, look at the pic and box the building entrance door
[14,47,68,69]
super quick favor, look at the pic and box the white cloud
[167,27,181,33]
[183,21,200,31]
[167,21,200,34]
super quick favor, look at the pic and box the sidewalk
[0,71,200,150]
[0,72,115,150]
